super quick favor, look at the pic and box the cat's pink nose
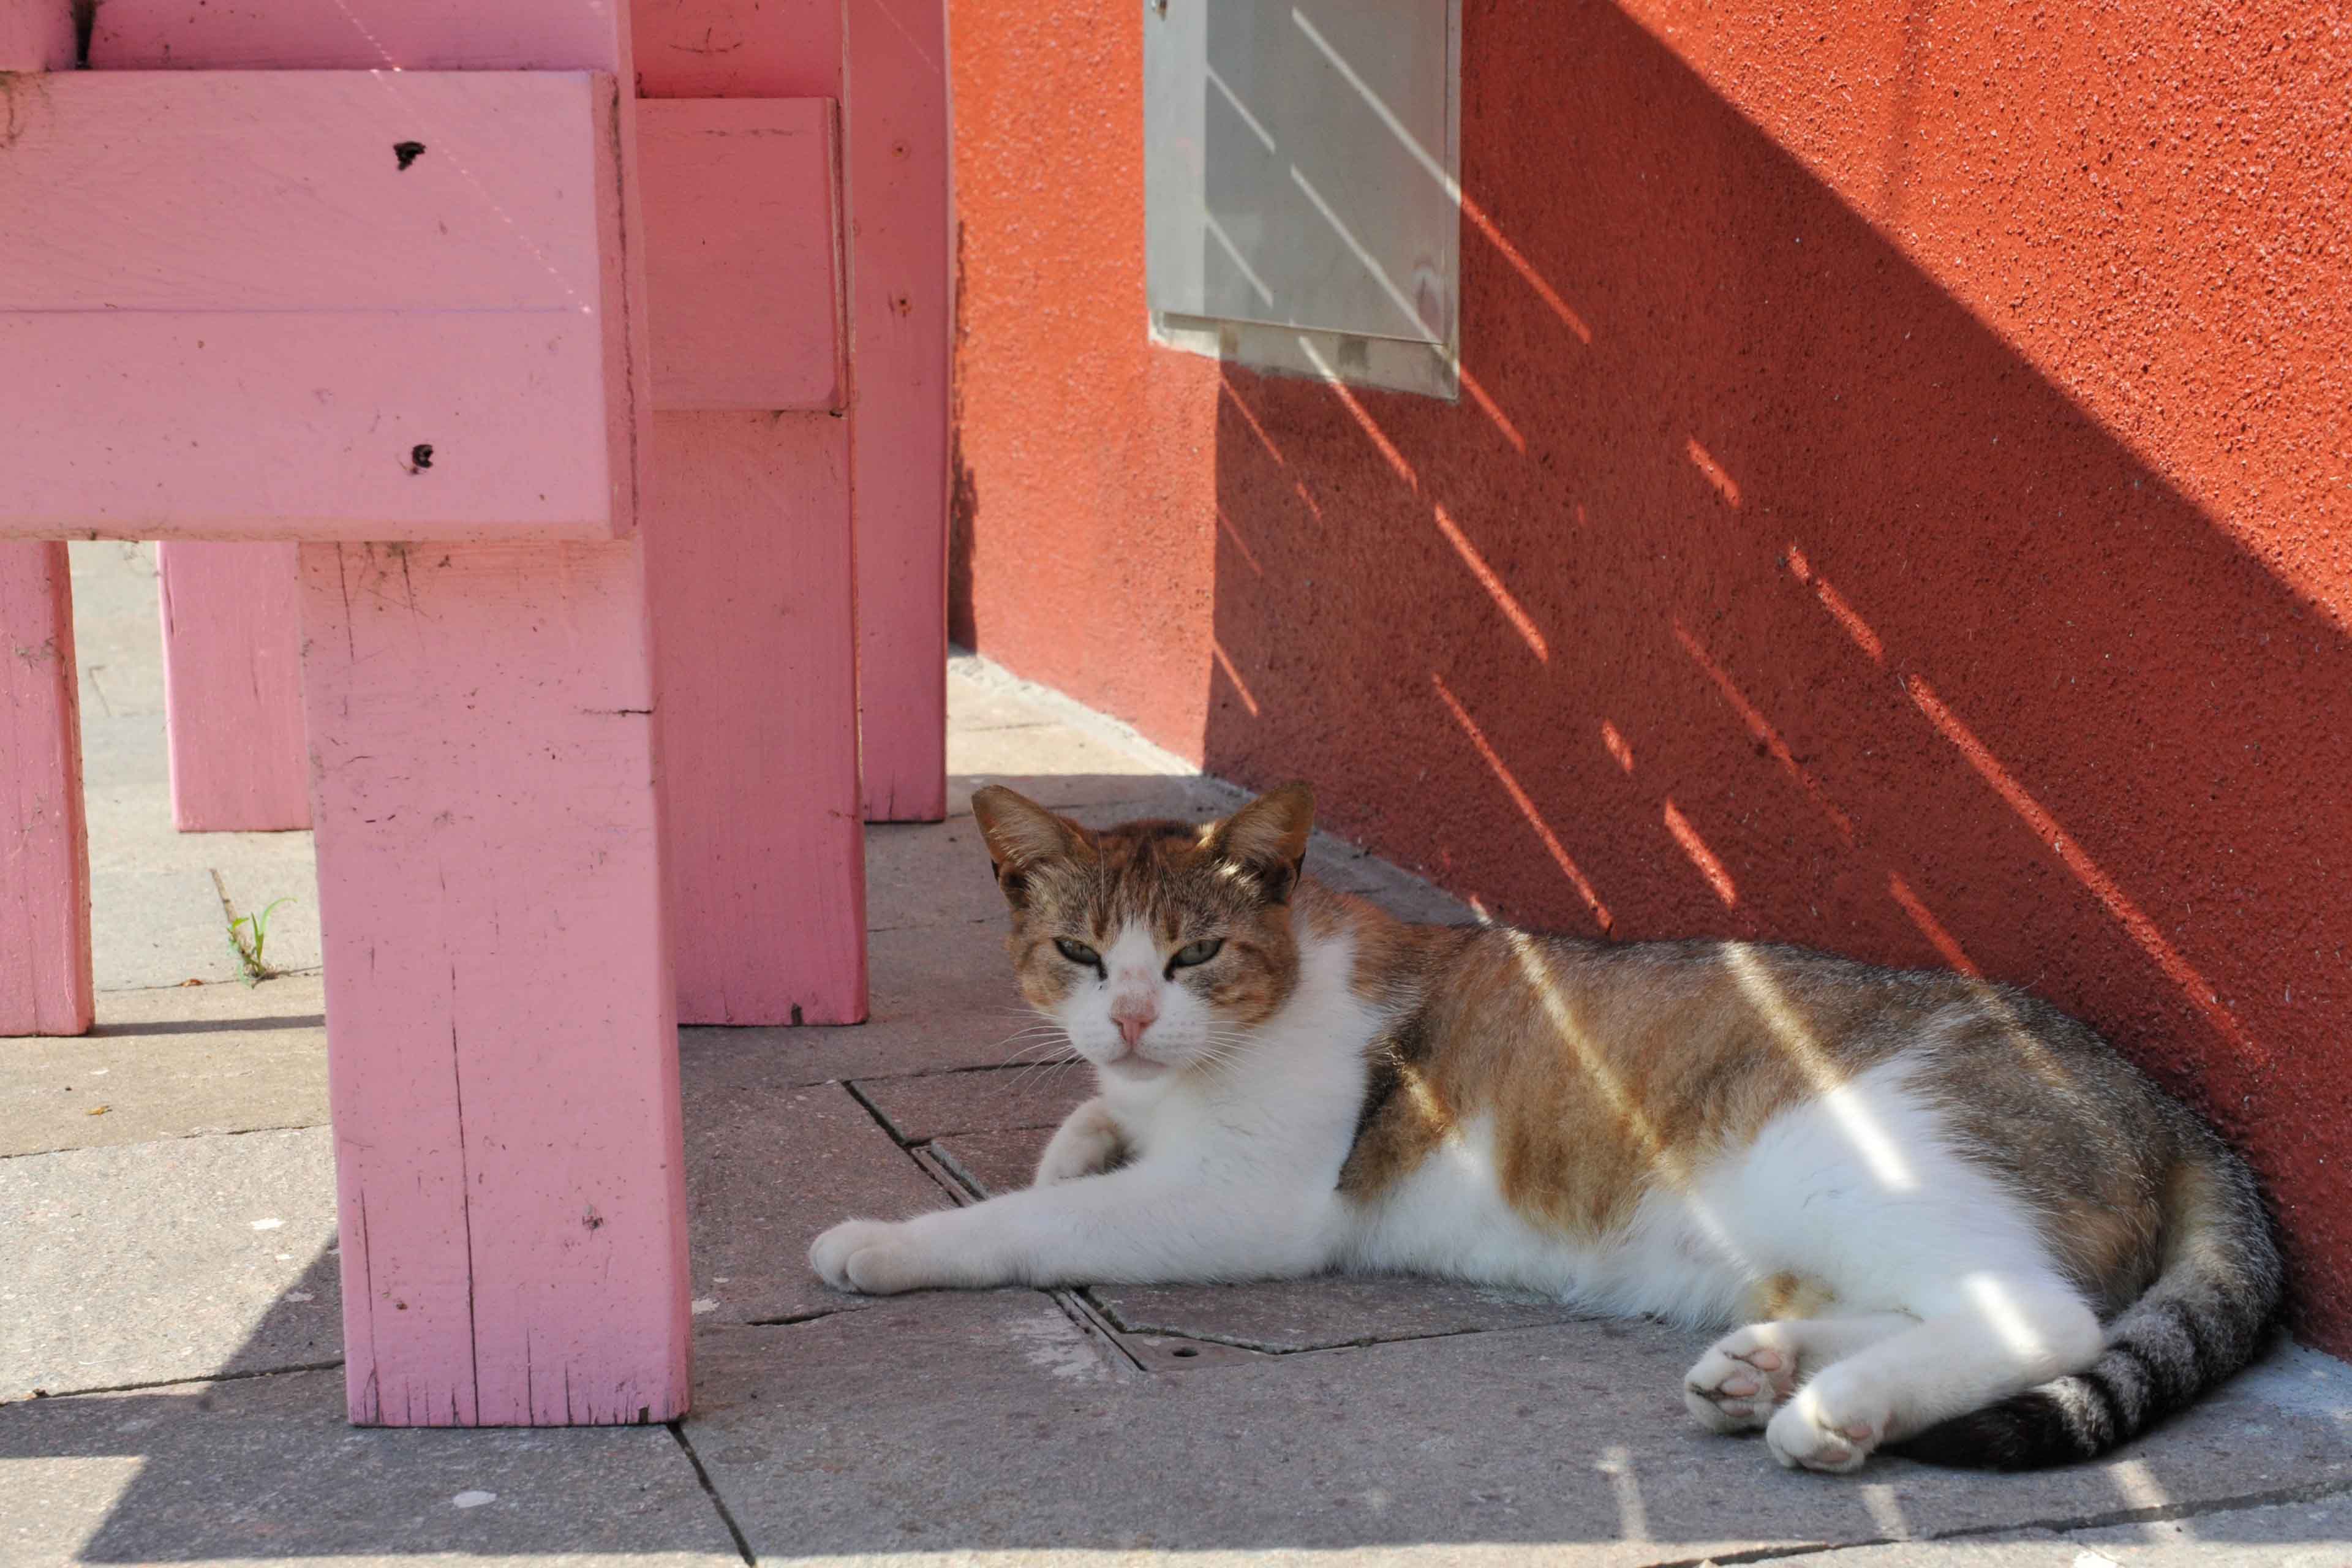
[1112,999,1158,1048]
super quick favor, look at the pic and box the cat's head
[969,783,1316,1082]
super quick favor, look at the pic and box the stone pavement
[4,541,2349,1567]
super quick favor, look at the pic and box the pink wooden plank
[649,413,867,1025]
[0,543,94,1038]
[639,97,845,412]
[633,0,842,99]
[4,73,622,312]
[0,71,639,544]
[157,543,310,832]
[0,0,73,69]
[304,541,688,1426]
[91,0,644,72]
[845,0,951,821]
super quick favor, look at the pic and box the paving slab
[679,918,1043,1085]
[0,974,326,1157]
[865,817,1017,932]
[87,866,244,992]
[931,1125,1057,1198]
[680,1079,952,1327]
[1804,1495,2352,1568]
[945,675,1065,731]
[2072,1494,2352,1566]
[64,541,167,720]
[689,1293,2352,1567]
[77,714,315,878]
[0,1366,740,1567]
[944,729,1215,816]
[853,1064,1095,1143]
[0,1128,341,1396]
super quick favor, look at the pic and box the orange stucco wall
[949,2,2352,1347]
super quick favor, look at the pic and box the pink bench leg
[303,541,688,1425]
[1,542,94,1038]
[846,0,952,823]
[158,543,311,832]
[650,413,869,1025]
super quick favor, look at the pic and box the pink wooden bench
[0,0,948,1423]
[110,0,952,1024]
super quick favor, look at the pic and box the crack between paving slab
[840,1077,914,1145]
[1085,1297,1602,1359]
[1635,1472,2352,1568]
[737,1306,856,1329]
[864,913,999,934]
[0,1118,332,1161]
[1080,1309,1539,1358]
[845,1055,1086,1088]
[666,1421,756,1566]
[921,1139,990,1197]
[9,1358,346,1404]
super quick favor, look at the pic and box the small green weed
[226,897,294,986]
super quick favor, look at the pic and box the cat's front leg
[810,1163,1331,1295]
[1033,1096,1128,1185]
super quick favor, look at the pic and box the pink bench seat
[0,7,689,1427]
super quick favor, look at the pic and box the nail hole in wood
[393,141,426,170]
[409,443,435,473]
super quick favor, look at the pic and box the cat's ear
[970,785,1087,904]
[1207,782,1314,904]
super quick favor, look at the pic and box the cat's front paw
[1034,1097,1126,1185]
[1764,1371,1891,1474]
[809,1218,939,1295]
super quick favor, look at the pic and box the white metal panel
[1144,0,1458,358]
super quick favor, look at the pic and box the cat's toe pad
[1765,1377,1888,1474]
[1683,1325,1801,1433]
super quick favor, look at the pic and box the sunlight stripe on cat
[1507,930,1751,1264]
[1724,945,1917,1192]
[1964,1272,2056,1359]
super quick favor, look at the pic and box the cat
[810,782,2281,1473]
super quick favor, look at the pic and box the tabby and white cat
[811,784,2280,1472]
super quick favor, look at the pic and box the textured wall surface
[949,0,2352,1348]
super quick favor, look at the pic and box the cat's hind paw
[1764,1373,1890,1474]
[1684,1323,1801,1433]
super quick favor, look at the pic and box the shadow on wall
[1191,1,2350,1335]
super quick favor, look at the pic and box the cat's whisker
[1006,1054,1085,1096]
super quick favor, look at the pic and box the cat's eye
[1053,938,1104,973]
[1169,938,1224,970]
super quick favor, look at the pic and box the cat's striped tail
[1892,1150,2283,1471]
